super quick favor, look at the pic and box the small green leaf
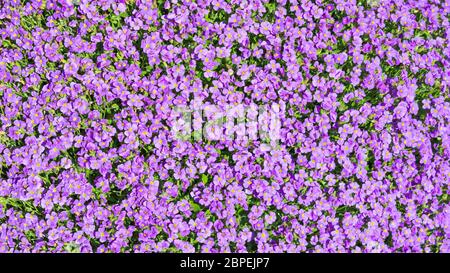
[201,174,209,184]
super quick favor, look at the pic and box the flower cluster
[1,0,450,253]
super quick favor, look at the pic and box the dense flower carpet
[0,0,450,253]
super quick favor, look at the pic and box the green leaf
[189,200,201,213]
[201,174,209,184]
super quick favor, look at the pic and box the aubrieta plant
[0,0,450,253]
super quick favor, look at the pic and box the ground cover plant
[0,0,450,253]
